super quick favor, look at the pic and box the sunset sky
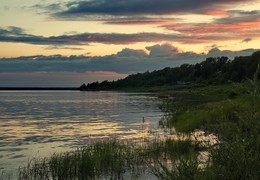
[0,0,260,87]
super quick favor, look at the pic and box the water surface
[0,91,163,172]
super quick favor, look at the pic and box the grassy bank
[156,79,260,179]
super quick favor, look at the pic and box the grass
[17,138,201,180]
[152,156,203,180]
[19,141,137,179]
[153,79,260,179]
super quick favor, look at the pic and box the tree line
[79,51,260,90]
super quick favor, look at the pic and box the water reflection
[0,91,163,171]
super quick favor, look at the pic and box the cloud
[163,9,260,34]
[203,10,228,16]
[241,38,252,43]
[1,45,259,87]
[27,3,64,15]
[0,26,25,35]
[165,21,260,34]
[102,17,176,26]
[146,43,180,57]
[3,25,257,46]
[53,0,255,18]
[215,10,260,24]
[206,48,257,58]
[116,48,147,57]
[159,9,260,43]
[44,46,84,50]
[0,26,85,45]
[0,26,214,45]
[0,44,258,75]
[162,10,260,42]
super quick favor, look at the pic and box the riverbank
[156,80,260,179]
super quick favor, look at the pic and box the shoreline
[0,87,78,90]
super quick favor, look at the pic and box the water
[0,91,163,172]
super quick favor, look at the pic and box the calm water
[0,91,163,172]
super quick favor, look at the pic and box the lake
[0,91,163,172]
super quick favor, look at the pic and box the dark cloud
[116,48,147,57]
[58,32,190,44]
[0,26,196,45]
[44,46,84,50]
[146,43,180,57]
[0,26,84,45]
[28,3,64,14]
[0,45,258,75]
[0,26,25,35]
[1,23,259,47]
[215,10,260,24]
[206,48,257,58]
[229,10,260,15]
[102,17,176,25]
[53,0,254,18]
[241,38,253,43]
[1,46,258,87]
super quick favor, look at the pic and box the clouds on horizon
[1,43,258,86]
[0,44,258,74]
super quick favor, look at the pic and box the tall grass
[17,138,200,180]
[153,70,260,179]
[18,141,138,179]
[207,78,260,180]
[152,157,203,180]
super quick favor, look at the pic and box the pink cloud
[165,20,260,34]
[203,10,229,16]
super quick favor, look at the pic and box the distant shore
[0,87,78,90]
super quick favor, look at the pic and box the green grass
[153,79,260,179]
[152,156,204,180]
[19,141,138,179]
[17,138,202,180]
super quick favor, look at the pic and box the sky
[0,0,259,87]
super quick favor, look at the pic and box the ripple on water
[0,91,163,172]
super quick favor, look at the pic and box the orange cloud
[165,19,260,34]
[203,10,228,16]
